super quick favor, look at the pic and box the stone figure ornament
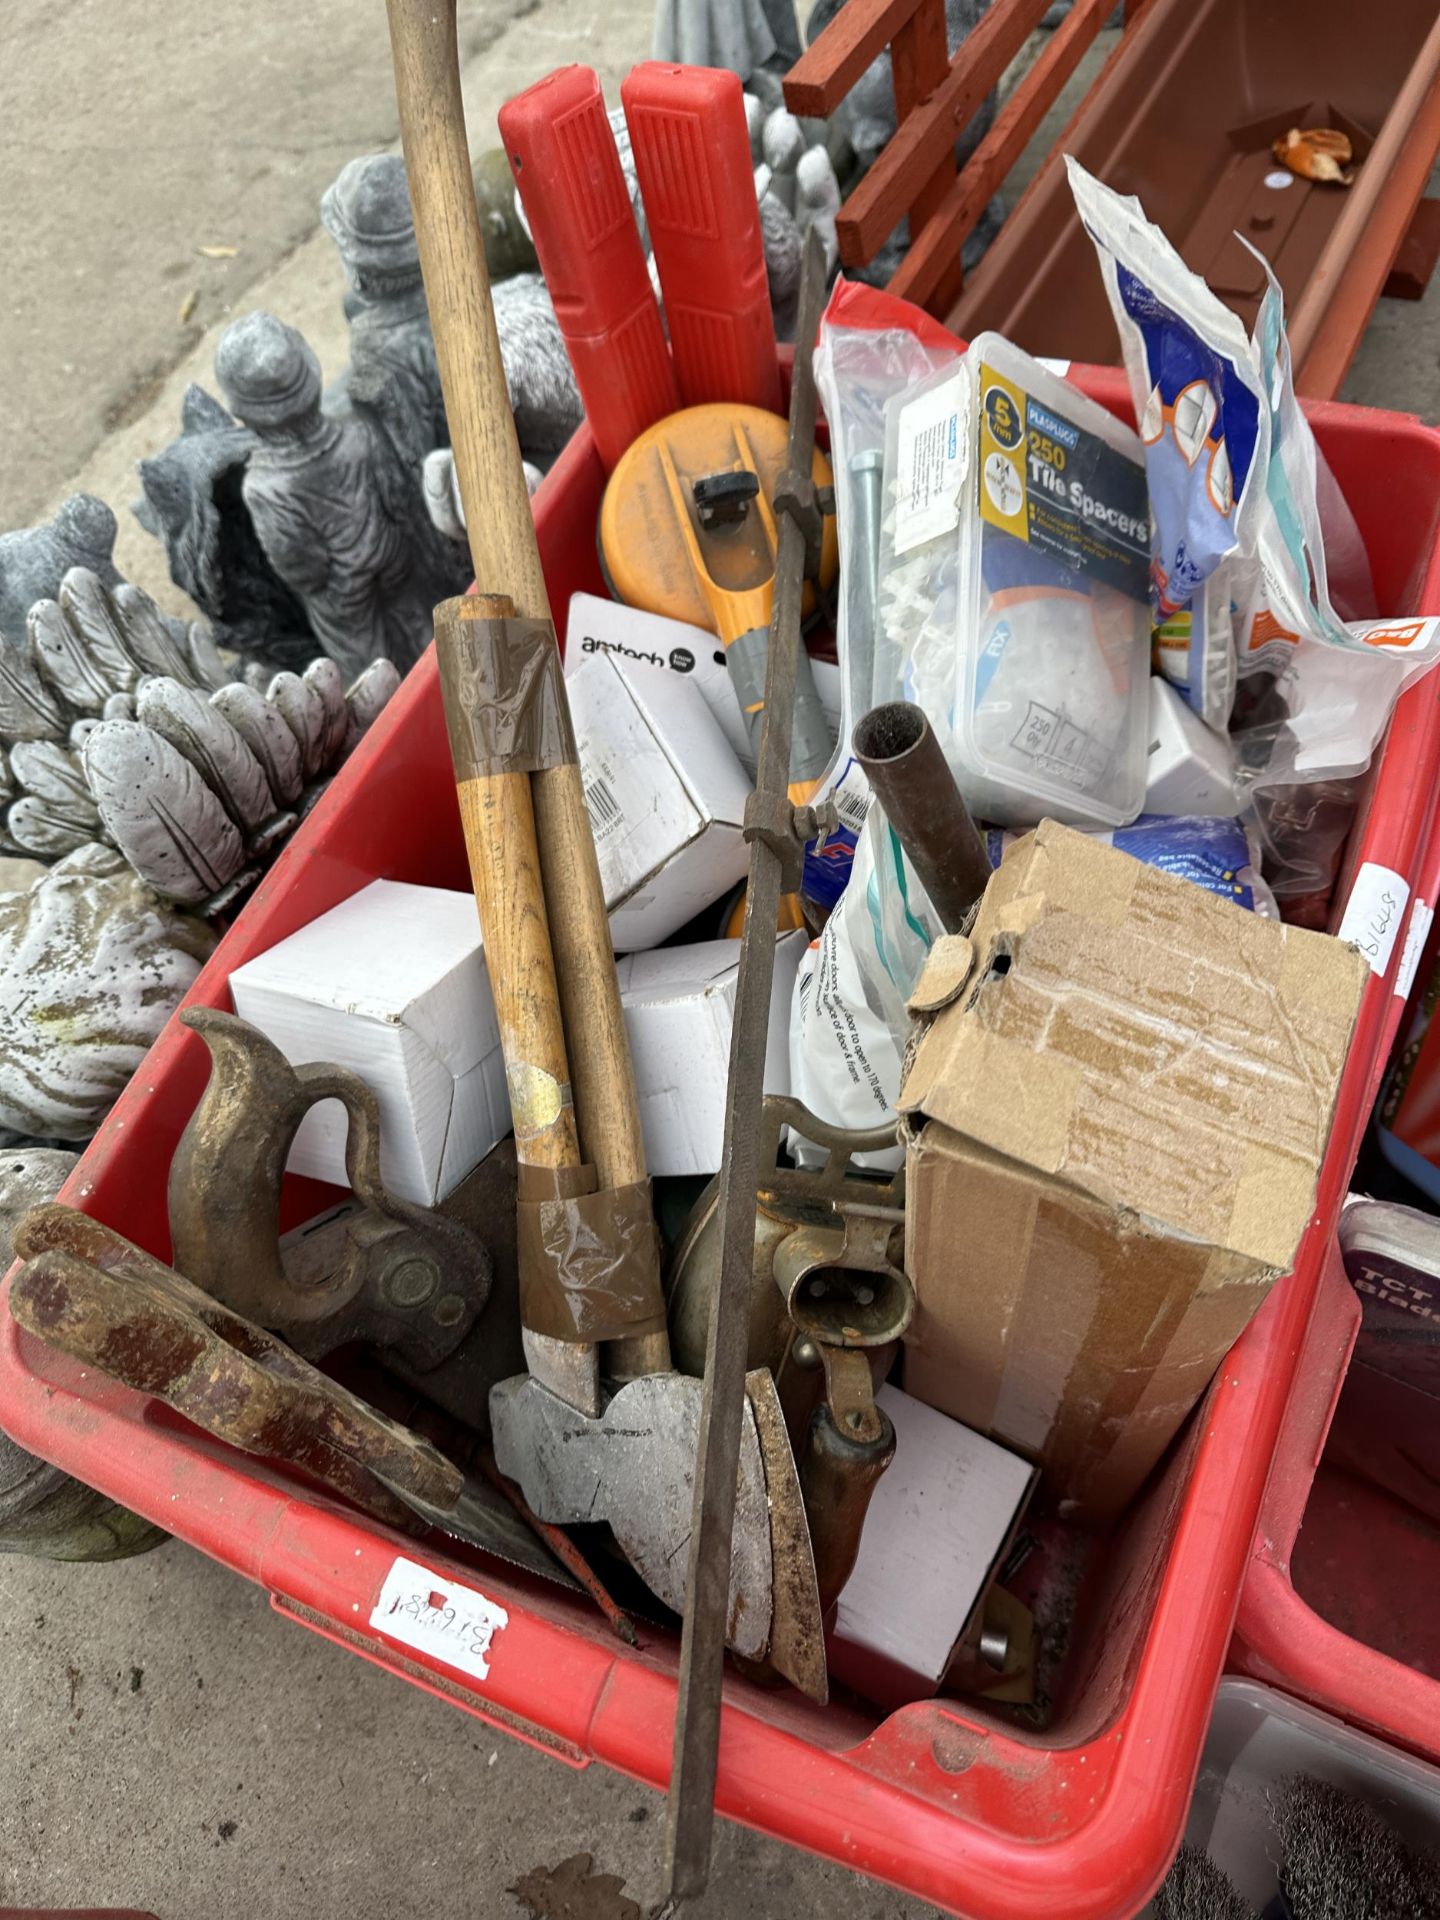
[138,150,582,681]
[322,152,450,465]
[754,164,804,339]
[134,386,316,672]
[212,310,460,679]
[0,564,398,903]
[0,566,221,861]
[420,446,543,549]
[653,0,802,93]
[0,843,215,1140]
[81,656,398,913]
[83,667,394,915]
[0,496,121,649]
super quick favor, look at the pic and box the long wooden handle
[438,600,577,1172]
[437,597,599,1418]
[386,0,549,623]
[531,763,668,1380]
[387,0,666,1378]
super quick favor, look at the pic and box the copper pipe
[852,701,991,932]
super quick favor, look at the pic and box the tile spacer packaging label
[893,369,969,557]
[977,360,1151,601]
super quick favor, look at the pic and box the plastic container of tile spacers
[3,365,1440,1920]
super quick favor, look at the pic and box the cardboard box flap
[899,822,1367,1272]
[907,935,976,1015]
[613,654,751,829]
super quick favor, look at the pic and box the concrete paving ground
[3,3,1440,1917]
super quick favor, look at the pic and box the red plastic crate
[1229,832,1440,1765]
[2,375,1439,1920]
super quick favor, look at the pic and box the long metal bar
[664,230,828,1904]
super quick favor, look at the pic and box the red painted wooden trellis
[782,0,1148,316]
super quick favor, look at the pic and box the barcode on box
[584,775,622,839]
[835,788,869,832]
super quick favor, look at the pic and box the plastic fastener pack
[885,336,1152,830]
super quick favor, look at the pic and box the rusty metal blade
[9,1205,571,1586]
[746,1368,827,1704]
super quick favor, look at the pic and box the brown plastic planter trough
[787,0,1440,398]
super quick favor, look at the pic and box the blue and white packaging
[1069,159,1440,827]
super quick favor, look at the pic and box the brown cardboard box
[897,820,1368,1526]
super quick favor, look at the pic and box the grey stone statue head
[214,314,324,435]
[0,494,120,649]
[320,154,420,298]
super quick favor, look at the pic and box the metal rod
[847,448,883,709]
[851,701,991,933]
[477,1449,638,1645]
[665,230,829,1904]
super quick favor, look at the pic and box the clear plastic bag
[792,303,1151,1152]
[800,287,960,910]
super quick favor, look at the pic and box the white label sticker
[893,371,969,557]
[369,1556,509,1681]
[1338,862,1411,977]
[1395,897,1434,1001]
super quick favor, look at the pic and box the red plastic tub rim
[1,362,1439,1920]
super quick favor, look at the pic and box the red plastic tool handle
[499,65,679,474]
[622,62,782,415]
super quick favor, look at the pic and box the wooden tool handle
[437,597,578,1173]
[531,764,669,1378]
[387,0,665,1377]
[386,0,549,624]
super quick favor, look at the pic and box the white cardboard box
[1145,676,1239,817]
[566,591,841,779]
[617,931,806,1174]
[568,648,756,950]
[229,880,508,1206]
[830,1384,1036,1710]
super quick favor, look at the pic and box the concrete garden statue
[213,310,458,678]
